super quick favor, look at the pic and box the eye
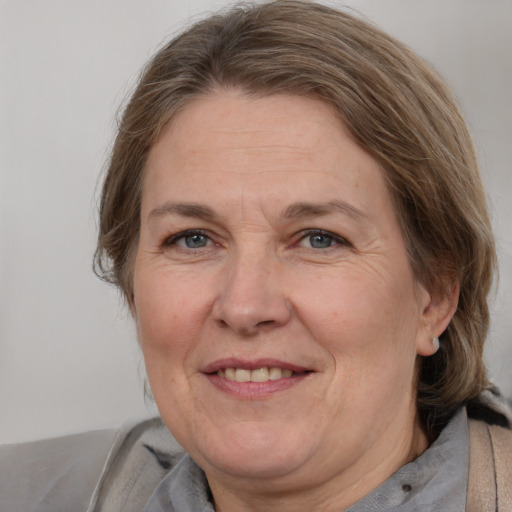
[165,230,213,249]
[297,230,348,249]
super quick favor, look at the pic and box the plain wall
[1,0,511,443]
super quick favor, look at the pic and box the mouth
[202,359,313,385]
[216,366,302,382]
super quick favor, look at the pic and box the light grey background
[1,0,511,443]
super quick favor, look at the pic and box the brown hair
[95,0,497,432]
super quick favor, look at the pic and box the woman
[2,1,511,511]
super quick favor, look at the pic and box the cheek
[295,268,421,392]
[133,273,206,415]
[298,273,418,344]
[133,268,208,361]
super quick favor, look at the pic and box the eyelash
[163,228,351,251]
[296,229,351,250]
[163,229,213,249]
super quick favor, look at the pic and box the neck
[207,412,429,512]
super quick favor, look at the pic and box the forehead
[151,90,351,160]
[142,89,390,219]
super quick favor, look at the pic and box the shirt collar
[346,407,469,512]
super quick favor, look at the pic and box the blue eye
[182,233,209,248]
[308,233,335,248]
[298,230,347,249]
[166,231,212,249]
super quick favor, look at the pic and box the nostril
[211,285,292,334]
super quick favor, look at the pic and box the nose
[212,251,292,336]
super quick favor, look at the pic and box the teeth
[269,367,282,380]
[218,367,296,382]
[251,367,269,382]
[235,368,251,382]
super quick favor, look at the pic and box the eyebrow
[147,199,368,224]
[282,200,368,222]
[148,202,216,222]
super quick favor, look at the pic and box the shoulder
[0,417,185,512]
[0,426,118,512]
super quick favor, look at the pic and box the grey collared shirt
[142,408,469,511]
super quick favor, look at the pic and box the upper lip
[201,358,312,374]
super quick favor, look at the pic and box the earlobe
[417,335,441,357]
[420,336,440,357]
[416,281,459,357]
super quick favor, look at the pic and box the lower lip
[203,373,310,399]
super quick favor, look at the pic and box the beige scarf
[467,420,512,511]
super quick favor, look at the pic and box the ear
[416,280,459,356]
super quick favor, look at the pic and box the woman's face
[133,90,448,500]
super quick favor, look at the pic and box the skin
[132,90,456,512]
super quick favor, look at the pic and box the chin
[194,423,316,480]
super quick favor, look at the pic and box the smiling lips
[203,359,311,384]
[202,360,312,398]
